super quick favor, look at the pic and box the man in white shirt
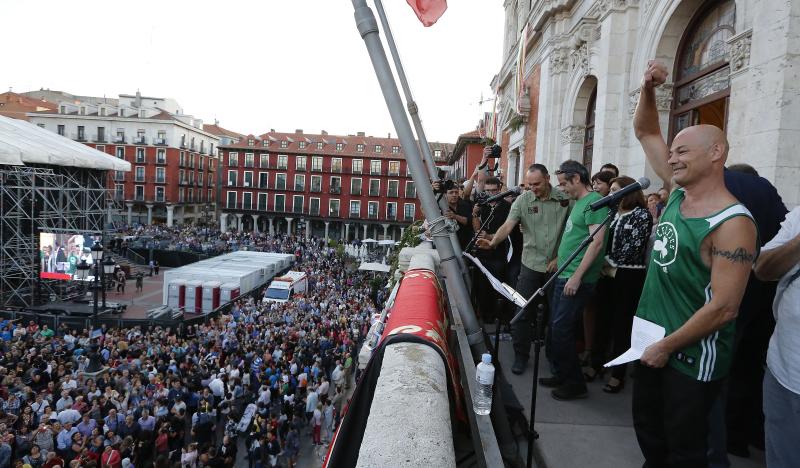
[208,374,225,399]
[754,206,800,467]
[55,391,73,412]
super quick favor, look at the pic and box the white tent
[358,262,391,272]
[0,115,131,171]
[378,240,396,246]
[362,238,378,243]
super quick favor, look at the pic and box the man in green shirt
[538,160,609,400]
[632,61,758,466]
[477,163,571,374]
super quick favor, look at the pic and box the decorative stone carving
[628,83,674,115]
[569,42,590,76]
[550,48,570,75]
[727,29,752,75]
[560,125,586,145]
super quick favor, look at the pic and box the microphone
[479,186,522,205]
[588,177,651,211]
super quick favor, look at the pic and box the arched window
[671,0,735,137]
[583,87,597,169]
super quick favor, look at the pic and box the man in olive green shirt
[477,164,572,374]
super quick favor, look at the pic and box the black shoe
[511,356,529,375]
[538,376,564,388]
[551,383,588,401]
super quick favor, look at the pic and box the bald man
[630,60,758,467]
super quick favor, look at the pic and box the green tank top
[636,189,754,381]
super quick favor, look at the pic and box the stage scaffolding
[0,164,109,308]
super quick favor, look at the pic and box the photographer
[462,145,500,200]
[432,178,474,250]
[471,176,512,322]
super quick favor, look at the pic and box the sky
[3,0,505,143]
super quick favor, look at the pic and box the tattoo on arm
[711,246,756,264]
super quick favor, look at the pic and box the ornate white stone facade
[494,0,800,207]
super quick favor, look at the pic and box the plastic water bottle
[473,353,495,415]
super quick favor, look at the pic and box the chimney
[357,131,365,137]
[270,128,275,133]
[135,89,142,108]
[321,130,328,135]
[215,119,219,126]
[295,129,303,134]
[388,132,392,138]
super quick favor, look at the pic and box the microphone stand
[512,201,618,468]
[464,202,498,254]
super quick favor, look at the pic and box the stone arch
[631,0,705,86]
[560,75,598,164]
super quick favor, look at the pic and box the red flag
[407,0,448,27]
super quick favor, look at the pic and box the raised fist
[642,60,669,88]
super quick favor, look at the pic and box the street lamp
[73,235,115,329]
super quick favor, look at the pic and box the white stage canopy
[0,115,131,171]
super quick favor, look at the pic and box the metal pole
[372,0,470,278]
[351,0,483,352]
[351,9,523,465]
[372,0,437,177]
[93,260,99,329]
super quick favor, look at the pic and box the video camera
[433,169,457,195]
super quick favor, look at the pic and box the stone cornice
[587,0,640,22]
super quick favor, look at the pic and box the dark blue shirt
[724,169,787,246]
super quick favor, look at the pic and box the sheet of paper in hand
[604,316,666,367]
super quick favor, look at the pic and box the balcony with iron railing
[180,140,188,149]
[92,134,107,143]
[154,137,168,146]
[113,135,126,144]
[133,135,147,145]
[73,133,87,142]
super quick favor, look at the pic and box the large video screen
[39,233,92,280]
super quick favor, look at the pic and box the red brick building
[218,130,453,241]
[448,129,486,181]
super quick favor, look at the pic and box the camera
[433,173,456,194]
[474,191,490,205]
[489,144,502,158]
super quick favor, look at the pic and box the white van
[263,271,308,303]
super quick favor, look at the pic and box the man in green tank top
[632,61,758,467]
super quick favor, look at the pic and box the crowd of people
[1,234,381,468]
